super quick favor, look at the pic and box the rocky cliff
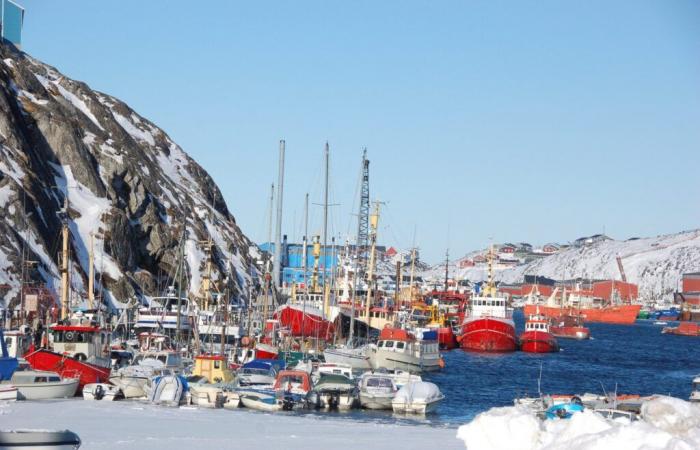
[0,44,261,312]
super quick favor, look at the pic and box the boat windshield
[240,368,271,376]
[366,377,393,388]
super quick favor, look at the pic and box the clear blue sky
[18,1,700,263]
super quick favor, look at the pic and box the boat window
[396,342,405,350]
[158,355,167,364]
[214,360,221,369]
[385,341,395,349]
[377,341,384,348]
[49,376,60,382]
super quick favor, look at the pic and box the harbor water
[298,310,699,428]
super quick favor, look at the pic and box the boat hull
[550,326,590,340]
[662,322,700,336]
[523,304,641,325]
[24,350,111,393]
[0,384,18,401]
[323,347,372,370]
[369,348,441,373]
[359,392,394,410]
[0,430,81,450]
[435,327,457,350]
[273,305,335,340]
[13,379,79,400]
[459,317,517,352]
[519,331,559,353]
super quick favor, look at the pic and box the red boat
[25,312,112,392]
[435,326,457,350]
[523,304,641,325]
[550,315,590,340]
[662,322,700,336]
[273,293,335,341]
[519,314,559,353]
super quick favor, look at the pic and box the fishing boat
[274,292,335,341]
[662,322,700,337]
[519,313,560,353]
[309,373,358,410]
[82,383,122,401]
[391,381,444,414]
[368,327,441,373]
[7,370,79,400]
[192,354,234,384]
[24,311,112,392]
[0,430,81,449]
[523,303,641,325]
[549,314,590,340]
[358,372,397,410]
[133,286,195,338]
[2,328,33,359]
[0,329,19,381]
[458,248,517,352]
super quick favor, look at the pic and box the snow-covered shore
[457,396,700,450]
[0,399,462,450]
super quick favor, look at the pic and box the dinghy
[149,374,187,407]
[0,430,81,449]
[82,383,122,401]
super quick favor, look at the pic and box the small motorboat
[149,374,188,407]
[690,375,700,402]
[545,396,585,419]
[358,372,397,410]
[309,374,358,410]
[0,384,18,401]
[0,430,81,449]
[6,371,79,400]
[82,383,123,401]
[239,392,282,412]
[109,350,183,399]
[549,314,590,340]
[391,381,444,414]
[236,360,280,387]
[188,378,225,408]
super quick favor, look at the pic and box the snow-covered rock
[0,44,260,312]
[457,396,700,450]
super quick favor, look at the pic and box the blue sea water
[298,310,699,428]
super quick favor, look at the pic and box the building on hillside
[1,0,24,48]
[542,243,560,254]
[458,259,475,268]
[517,242,533,253]
[574,234,611,247]
[473,254,486,264]
[385,247,397,258]
[499,243,517,254]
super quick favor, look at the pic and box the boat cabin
[133,350,182,369]
[11,370,62,384]
[376,328,440,358]
[525,315,551,333]
[50,312,111,362]
[193,354,234,383]
[137,332,172,351]
[274,370,312,394]
[470,296,509,319]
[317,363,353,379]
[3,328,32,358]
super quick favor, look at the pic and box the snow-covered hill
[424,230,700,301]
[0,44,260,312]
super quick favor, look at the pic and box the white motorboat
[358,372,397,410]
[149,374,186,407]
[109,350,182,398]
[391,381,444,414]
[369,327,441,373]
[82,383,122,401]
[0,384,18,401]
[0,430,81,449]
[309,374,358,410]
[239,392,282,412]
[6,371,79,400]
[188,381,224,408]
[236,360,278,387]
[690,375,700,402]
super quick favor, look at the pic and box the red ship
[519,313,559,353]
[458,249,517,352]
[662,322,700,337]
[273,293,335,341]
[523,304,641,325]
[550,315,590,340]
[25,312,112,392]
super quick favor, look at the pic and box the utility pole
[272,140,285,289]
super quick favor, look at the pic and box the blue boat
[655,308,680,321]
[545,398,585,420]
[0,329,19,381]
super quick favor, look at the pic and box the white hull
[369,349,440,373]
[189,385,223,408]
[13,380,79,400]
[0,430,81,450]
[313,391,358,410]
[240,394,280,412]
[108,375,149,399]
[359,392,394,410]
[323,347,371,371]
[82,383,121,401]
[391,397,443,414]
[0,385,18,401]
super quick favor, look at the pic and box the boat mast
[88,233,94,310]
[302,193,309,293]
[59,198,70,321]
[443,248,449,292]
[175,226,186,345]
[263,183,274,321]
[395,260,401,310]
[364,202,380,331]
[322,142,330,319]
[272,140,285,290]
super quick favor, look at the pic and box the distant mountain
[423,230,700,301]
[0,44,260,312]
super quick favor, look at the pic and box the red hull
[519,330,559,353]
[274,306,335,340]
[523,304,641,325]
[662,322,700,336]
[24,349,111,392]
[459,318,517,352]
[550,326,590,340]
[435,327,457,350]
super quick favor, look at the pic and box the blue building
[1,0,24,48]
[260,236,386,288]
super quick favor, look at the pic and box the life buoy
[241,336,251,347]
[64,331,75,342]
[74,353,87,362]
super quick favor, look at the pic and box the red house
[385,247,398,258]
[682,272,700,293]
[542,243,560,254]
[499,243,517,254]
[459,259,475,268]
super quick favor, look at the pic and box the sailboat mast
[322,142,330,318]
[88,233,95,310]
[272,140,285,290]
[443,248,449,292]
[303,193,309,291]
[263,183,274,320]
[364,202,380,331]
[59,202,70,320]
